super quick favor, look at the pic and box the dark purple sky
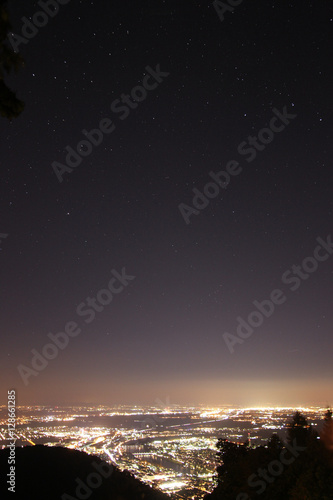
[1,0,332,406]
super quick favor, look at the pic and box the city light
[0,403,328,497]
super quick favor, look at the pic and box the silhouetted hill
[0,445,169,500]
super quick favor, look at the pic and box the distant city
[0,404,328,498]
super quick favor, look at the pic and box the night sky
[1,0,332,407]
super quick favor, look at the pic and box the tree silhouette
[286,411,311,447]
[324,408,332,421]
[267,432,284,452]
[214,439,250,498]
[216,439,248,469]
[0,0,24,119]
[321,408,333,452]
[207,410,333,500]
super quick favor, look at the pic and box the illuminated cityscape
[0,404,328,498]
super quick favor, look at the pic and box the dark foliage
[205,411,333,500]
[0,0,24,119]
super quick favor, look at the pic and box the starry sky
[1,0,332,407]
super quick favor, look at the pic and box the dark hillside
[0,445,169,500]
